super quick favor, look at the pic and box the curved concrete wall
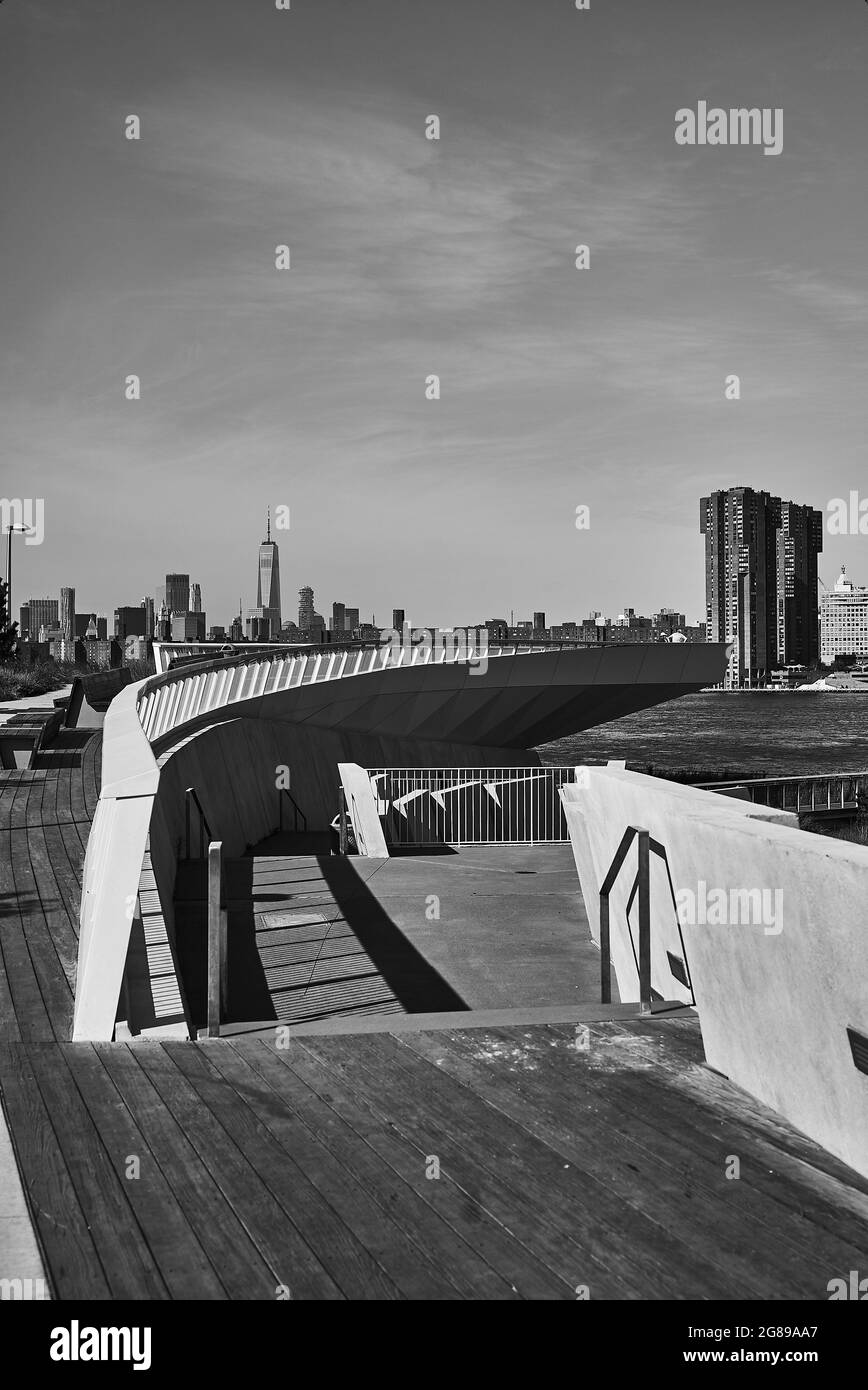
[562,765,868,1179]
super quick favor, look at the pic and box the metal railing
[697,771,868,815]
[184,786,212,858]
[366,766,578,846]
[277,787,307,834]
[206,840,228,1038]
[598,825,694,1012]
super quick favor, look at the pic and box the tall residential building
[142,595,155,637]
[775,501,823,668]
[821,568,868,663]
[344,607,359,633]
[165,573,190,615]
[700,487,822,686]
[331,601,345,634]
[392,608,405,632]
[298,586,315,631]
[60,587,75,642]
[190,583,202,614]
[533,611,546,633]
[24,598,58,638]
[256,510,282,639]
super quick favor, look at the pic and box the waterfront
[539,692,868,779]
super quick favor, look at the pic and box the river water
[538,692,868,780]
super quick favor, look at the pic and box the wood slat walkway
[0,729,101,1042]
[3,1015,868,1300]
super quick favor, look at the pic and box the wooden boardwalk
[3,736,868,1299]
[3,1015,868,1299]
[0,728,101,1043]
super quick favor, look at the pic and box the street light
[3,522,30,642]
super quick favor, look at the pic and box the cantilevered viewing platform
[2,638,868,1300]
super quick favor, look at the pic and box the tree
[0,577,18,659]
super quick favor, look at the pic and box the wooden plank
[9,826,74,1039]
[249,1035,597,1299]
[0,825,52,1042]
[25,1043,169,1297]
[96,1044,280,1300]
[0,1042,111,1298]
[302,1029,721,1300]
[397,1026,773,1299]
[184,1041,464,1299]
[549,1017,868,1207]
[131,1043,347,1300]
[581,1048,868,1268]
[294,1039,600,1295]
[22,824,79,991]
[62,1045,228,1299]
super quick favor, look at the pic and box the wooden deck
[3,736,868,1300]
[0,728,101,1043]
[3,1015,868,1300]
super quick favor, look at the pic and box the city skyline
[3,0,867,627]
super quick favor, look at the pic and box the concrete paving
[352,845,603,1010]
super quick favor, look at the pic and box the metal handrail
[184,786,212,859]
[206,840,228,1038]
[599,825,695,1012]
[278,786,307,834]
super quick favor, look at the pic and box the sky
[1,0,867,629]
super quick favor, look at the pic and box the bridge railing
[697,771,868,814]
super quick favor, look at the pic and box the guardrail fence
[698,771,868,815]
[365,766,577,847]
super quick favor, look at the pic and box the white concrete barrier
[561,764,868,1179]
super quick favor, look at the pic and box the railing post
[637,827,651,1014]
[207,841,228,1037]
[338,787,348,854]
[600,890,612,1004]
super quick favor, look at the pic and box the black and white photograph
[1,0,867,1352]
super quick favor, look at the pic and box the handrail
[599,826,651,1011]
[206,840,228,1038]
[184,786,212,859]
[599,824,695,1011]
[278,786,307,834]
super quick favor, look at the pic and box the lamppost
[3,522,30,642]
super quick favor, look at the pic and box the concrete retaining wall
[561,765,868,1179]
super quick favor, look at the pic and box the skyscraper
[392,608,405,632]
[331,601,345,634]
[165,573,190,615]
[25,597,58,638]
[344,607,359,634]
[142,595,155,637]
[298,586,315,631]
[60,587,75,642]
[533,611,546,633]
[821,568,868,664]
[256,510,281,639]
[700,487,822,686]
[114,605,148,640]
[190,583,202,614]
